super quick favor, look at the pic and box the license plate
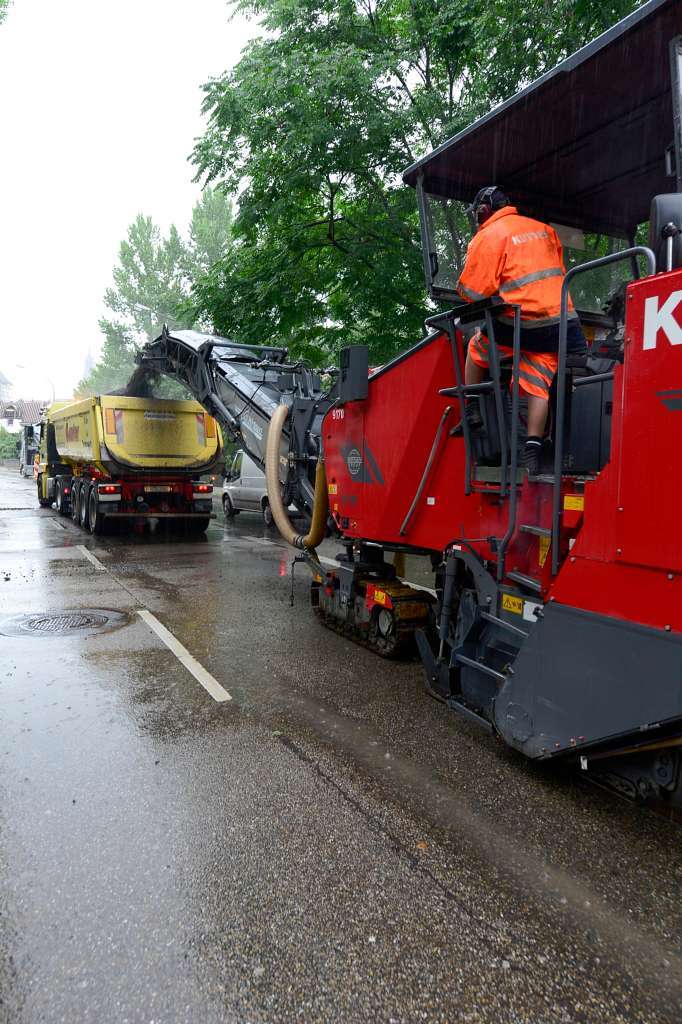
[144,485,173,493]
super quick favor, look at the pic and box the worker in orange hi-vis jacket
[453,186,586,475]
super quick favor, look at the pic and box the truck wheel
[36,475,51,508]
[71,482,81,523]
[79,485,90,530]
[262,500,274,528]
[222,494,238,518]
[88,489,105,535]
[55,480,70,516]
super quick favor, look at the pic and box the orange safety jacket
[456,206,576,329]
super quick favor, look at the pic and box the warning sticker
[563,494,584,511]
[502,594,523,615]
[538,535,550,567]
[328,483,338,495]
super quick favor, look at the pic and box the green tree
[76,322,137,398]
[186,187,233,278]
[0,427,20,459]
[0,2,11,27]
[79,190,233,396]
[190,0,642,364]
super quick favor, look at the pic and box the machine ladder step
[474,466,525,485]
[439,382,495,398]
[455,653,507,683]
[527,473,556,484]
[480,610,529,639]
[519,524,551,538]
[506,570,543,594]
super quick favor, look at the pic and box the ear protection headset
[467,186,510,227]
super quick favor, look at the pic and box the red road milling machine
[143,0,682,806]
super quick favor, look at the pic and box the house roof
[0,399,48,425]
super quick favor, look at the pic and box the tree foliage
[0,427,20,459]
[190,0,642,364]
[78,189,233,396]
[0,2,10,28]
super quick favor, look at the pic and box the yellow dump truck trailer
[37,395,222,534]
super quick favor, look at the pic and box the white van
[222,449,276,525]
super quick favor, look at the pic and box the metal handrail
[443,320,474,495]
[572,371,614,388]
[484,312,509,497]
[551,246,656,575]
[496,305,522,581]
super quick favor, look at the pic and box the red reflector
[193,483,212,493]
[98,484,120,494]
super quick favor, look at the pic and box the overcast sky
[0,0,254,400]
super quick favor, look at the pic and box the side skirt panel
[494,603,682,757]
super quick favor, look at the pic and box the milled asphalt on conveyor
[0,467,680,1023]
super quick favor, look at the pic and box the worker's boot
[450,403,483,437]
[522,436,542,476]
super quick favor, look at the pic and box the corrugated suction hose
[265,403,328,551]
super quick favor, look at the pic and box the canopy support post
[671,35,682,192]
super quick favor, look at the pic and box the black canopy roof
[403,0,681,236]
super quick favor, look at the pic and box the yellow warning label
[563,494,584,511]
[374,589,387,606]
[328,483,338,495]
[538,534,550,567]
[502,594,523,615]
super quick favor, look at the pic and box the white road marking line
[77,545,108,571]
[137,609,232,703]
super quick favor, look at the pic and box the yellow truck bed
[49,395,222,473]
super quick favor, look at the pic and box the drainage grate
[24,612,109,633]
[0,608,129,638]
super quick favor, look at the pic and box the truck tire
[88,489,105,535]
[79,484,90,530]
[262,500,274,528]
[222,493,238,518]
[36,475,51,508]
[71,482,81,523]
[55,479,70,516]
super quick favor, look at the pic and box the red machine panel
[617,269,682,572]
[322,331,553,580]
[549,268,682,632]
[324,332,477,551]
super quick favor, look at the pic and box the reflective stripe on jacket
[456,206,576,327]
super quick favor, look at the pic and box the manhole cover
[24,612,109,633]
[0,608,129,638]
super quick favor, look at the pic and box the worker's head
[467,186,510,229]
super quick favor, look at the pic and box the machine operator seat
[649,194,682,273]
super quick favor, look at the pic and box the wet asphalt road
[0,467,680,1024]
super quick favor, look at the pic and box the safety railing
[551,246,656,575]
[426,299,522,581]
